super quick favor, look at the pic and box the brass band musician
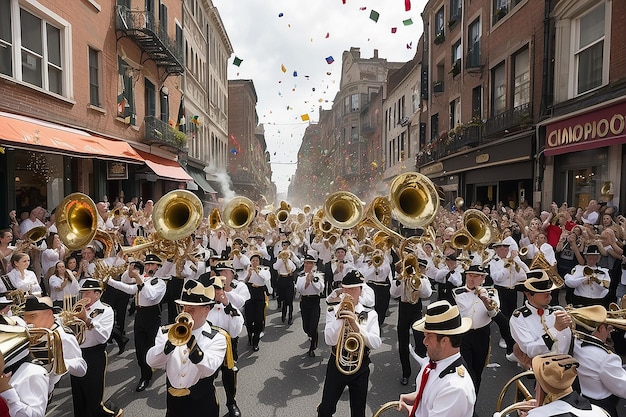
[317,270,381,417]
[244,254,272,351]
[295,253,325,357]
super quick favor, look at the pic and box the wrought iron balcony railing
[484,102,531,138]
[144,116,188,152]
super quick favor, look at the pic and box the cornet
[168,312,194,346]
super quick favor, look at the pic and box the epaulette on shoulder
[513,306,531,318]
[439,357,465,378]
[202,330,216,339]
[328,305,336,312]
[90,308,105,318]
[576,332,612,355]
[453,287,467,295]
[150,278,159,285]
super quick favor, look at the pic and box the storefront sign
[421,162,443,176]
[107,161,128,180]
[475,153,489,164]
[545,100,626,156]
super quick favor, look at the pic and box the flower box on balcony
[434,31,445,45]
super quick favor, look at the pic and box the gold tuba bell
[28,327,67,375]
[168,312,194,346]
[323,191,364,230]
[21,226,48,245]
[334,294,365,375]
[152,190,204,241]
[529,252,564,287]
[222,196,256,230]
[389,172,440,229]
[55,193,99,251]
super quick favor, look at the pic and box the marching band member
[489,241,529,319]
[230,238,251,283]
[214,261,251,311]
[71,278,120,417]
[569,306,626,417]
[209,229,228,259]
[390,258,432,386]
[397,300,475,417]
[249,235,271,264]
[0,322,49,417]
[433,253,463,305]
[204,274,245,417]
[510,271,573,369]
[359,250,392,327]
[565,245,610,307]
[106,255,166,392]
[244,254,272,351]
[328,247,355,290]
[273,242,297,324]
[317,270,381,417]
[21,295,87,396]
[453,265,499,394]
[146,279,227,417]
[295,253,325,357]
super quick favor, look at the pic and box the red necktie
[409,361,437,417]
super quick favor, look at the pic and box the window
[88,47,100,106]
[472,86,482,118]
[451,40,461,76]
[492,62,506,115]
[351,94,359,112]
[412,83,420,113]
[449,98,461,129]
[467,18,481,68]
[493,0,522,24]
[575,3,605,95]
[117,56,136,125]
[450,0,462,23]
[0,1,70,96]
[513,48,530,108]
[344,96,350,115]
[144,78,156,117]
[431,113,439,142]
[435,7,445,35]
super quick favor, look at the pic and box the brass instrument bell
[22,226,47,244]
[152,190,204,241]
[55,193,99,251]
[323,191,364,230]
[168,312,194,346]
[388,172,440,229]
[222,196,256,230]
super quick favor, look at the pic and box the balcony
[116,6,184,76]
[144,116,188,152]
[484,103,532,139]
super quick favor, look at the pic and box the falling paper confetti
[405,0,411,11]
[325,56,334,64]
[325,32,330,38]
[369,10,379,22]
[293,71,298,77]
[278,12,284,17]
[281,64,287,73]
[391,27,397,33]
[301,114,310,121]
[233,57,243,66]
[403,18,413,26]
[406,42,413,49]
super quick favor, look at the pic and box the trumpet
[583,266,609,288]
[475,286,499,311]
[249,265,270,274]
[168,312,194,346]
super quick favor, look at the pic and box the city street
[46,295,625,417]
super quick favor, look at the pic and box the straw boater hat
[175,280,215,306]
[248,251,263,261]
[532,353,579,395]
[412,300,472,335]
[304,253,317,263]
[517,270,560,292]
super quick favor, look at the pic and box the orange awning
[0,112,143,163]
[136,150,192,182]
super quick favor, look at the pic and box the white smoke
[205,163,236,202]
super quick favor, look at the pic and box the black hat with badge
[80,278,103,292]
[585,245,601,255]
[445,253,457,261]
[23,295,61,314]
[341,269,364,288]
[144,254,163,265]
[418,258,428,268]
[304,253,317,262]
[464,264,488,275]
[214,260,236,273]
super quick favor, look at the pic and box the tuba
[529,252,564,287]
[222,196,256,230]
[401,254,422,303]
[56,193,99,251]
[389,172,440,229]
[152,190,204,241]
[323,191,364,230]
[21,226,47,245]
[334,294,365,375]
[168,312,194,346]
[59,296,88,345]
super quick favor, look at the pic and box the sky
[212,0,427,197]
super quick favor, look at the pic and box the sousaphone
[55,193,99,251]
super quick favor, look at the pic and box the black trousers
[277,275,295,318]
[300,295,321,350]
[461,324,491,394]
[317,354,371,417]
[165,278,184,324]
[367,282,390,326]
[585,394,618,417]
[101,286,130,335]
[71,344,108,417]
[397,300,425,378]
[495,285,518,319]
[166,375,218,417]
[134,304,161,381]
[244,287,266,346]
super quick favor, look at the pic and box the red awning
[136,150,192,182]
[0,112,143,163]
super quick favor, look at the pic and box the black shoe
[281,314,286,323]
[308,350,316,357]
[252,345,259,352]
[247,335,252,346]
[400,377,409,386]
[227,403,242,417]
[136,379,150,392]
[288,317,293,325]
[118,337,129,354]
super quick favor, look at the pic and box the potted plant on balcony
[173,129,188,148]
[434,30,445,45]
